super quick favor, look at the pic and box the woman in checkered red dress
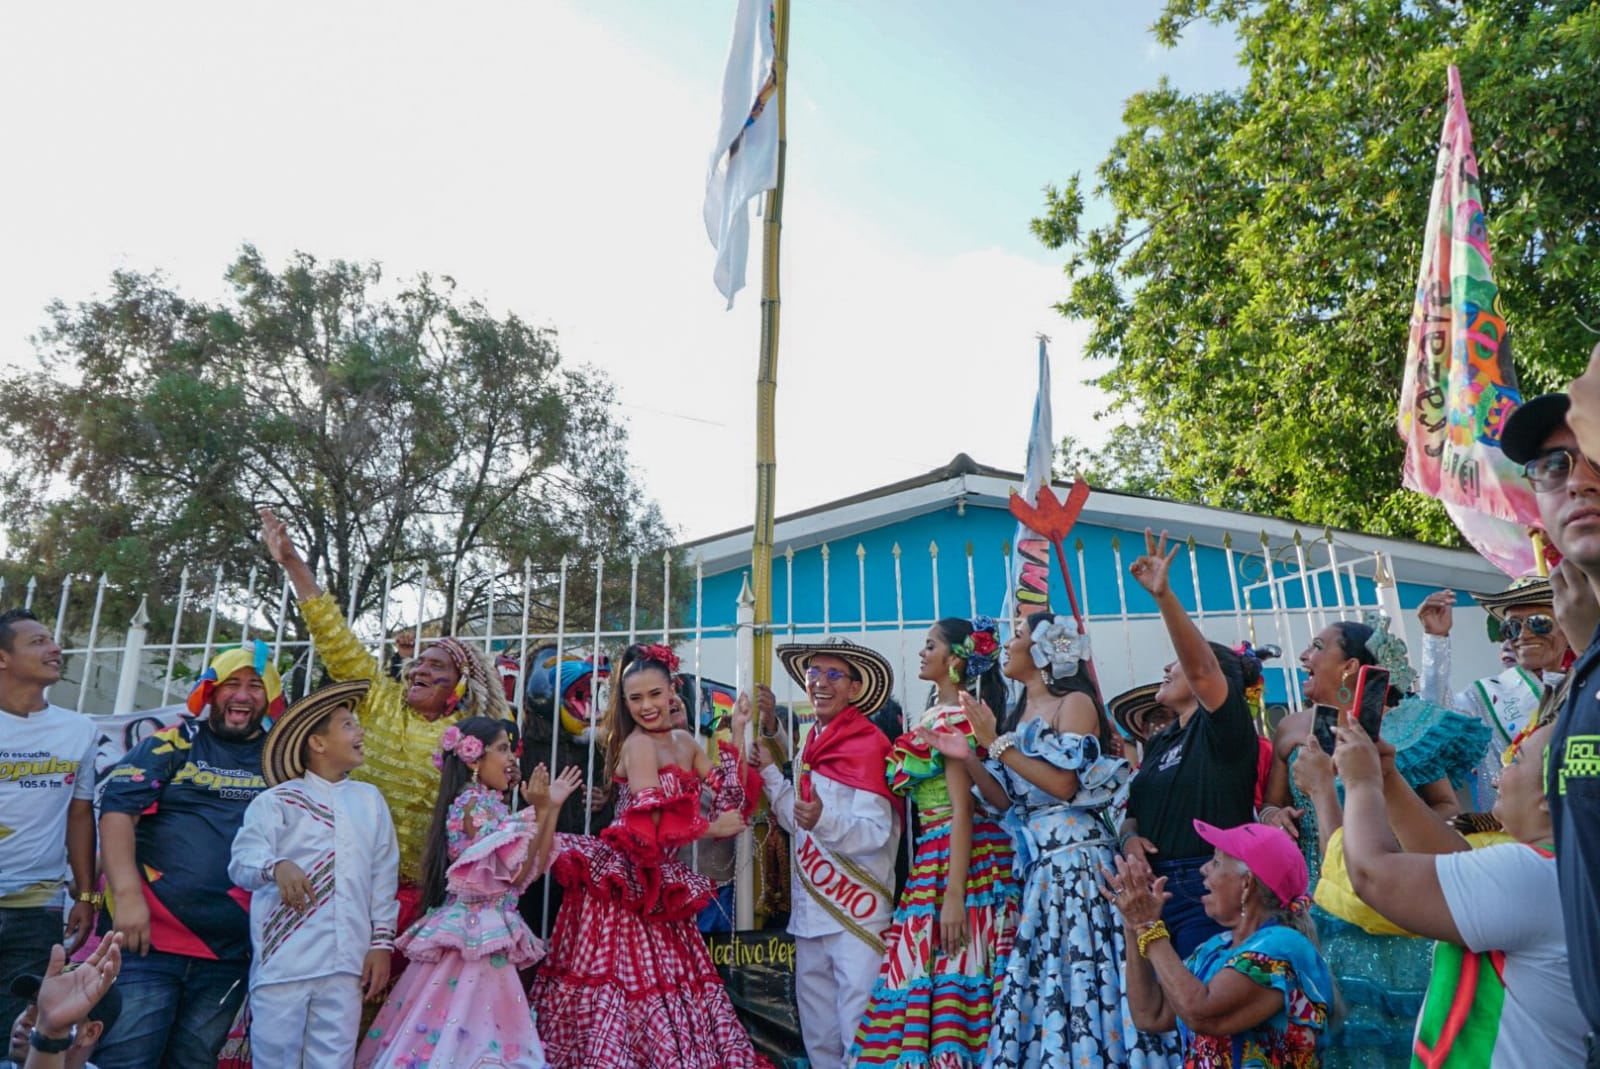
[529,644,771,1069]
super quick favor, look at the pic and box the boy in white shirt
[229,679,399,1069]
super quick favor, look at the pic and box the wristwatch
[75,890,103,909]
[30,1025,77,1053]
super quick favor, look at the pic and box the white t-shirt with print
[1433,842,1588,1069]
[0,704,97,904]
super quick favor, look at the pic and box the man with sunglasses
[757,638,898,1069]
[1499,384,1600,1067]
[1416,576,1569,809]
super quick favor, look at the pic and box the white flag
[1004,337,1054,628]
[703,0,779,309]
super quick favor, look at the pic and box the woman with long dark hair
[925,610,1182,1068]
[530,643,770,1068]
[1123,529,1266,960]
[850,616,1021,1067]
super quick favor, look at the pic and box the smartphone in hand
[1352,665,1391,740]
[1312,705,1340,755]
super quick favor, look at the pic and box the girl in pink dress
[357,716,580,1069]
[529,643,771,1069]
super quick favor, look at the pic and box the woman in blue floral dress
[926,612,1182,1068]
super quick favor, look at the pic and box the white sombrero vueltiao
[776,637,894,716]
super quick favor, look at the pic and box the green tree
[1,246,674,639]
[1034,0,1600,543]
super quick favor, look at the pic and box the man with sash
[1417,576,1570,808]
[757,638,898,1069]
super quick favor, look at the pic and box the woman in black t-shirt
[1120,529,1264,958]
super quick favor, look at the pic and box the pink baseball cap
[1193,819,1309,906]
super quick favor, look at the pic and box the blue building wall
[698,502,1438,632]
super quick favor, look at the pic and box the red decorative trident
[1008,479,1104,702]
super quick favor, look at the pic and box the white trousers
[249,973,362,1069]
[794,930,884,1069]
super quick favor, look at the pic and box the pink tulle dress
[356,784,547,1069]
[529,748,771,1069]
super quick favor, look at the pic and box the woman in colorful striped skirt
[849,616,1022,1067]
[925,612,1184,1069]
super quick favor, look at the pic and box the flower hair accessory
[948,615,1001,682]
[431,725,484,770]
[1359,611,1417,695]
[1030,616,1090,682]
[635,643,681,674]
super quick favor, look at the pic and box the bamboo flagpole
[752,0,788,687]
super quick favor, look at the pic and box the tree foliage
[1,247,674,638]
[1034,0,1600,543]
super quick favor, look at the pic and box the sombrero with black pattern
[776,637,894,716]
[1107,682,1177,744]
[263,679,371,787]
[1468,575,1553,621]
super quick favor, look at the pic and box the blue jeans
[0,906,60,1033]
[92,950,247,1069]
[1153,855,1226,960]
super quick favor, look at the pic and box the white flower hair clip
[1030,616,1090,682]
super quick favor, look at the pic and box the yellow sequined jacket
[298,593,511,884]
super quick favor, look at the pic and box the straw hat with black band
[776,637,894,716]
[1107,682,1176,745]
[263,679,371,787]
[1468,575,1554,642]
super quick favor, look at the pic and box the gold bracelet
[1136,920,1170,959]
[75,891,103,910]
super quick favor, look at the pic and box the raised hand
[1417,590,1455,637]
[955,690,998,748]
[547,766,584,808]
[520,764,552,809]
[1567,340,1600,461]
[917,726,974,763]
[258,508,301,566]
[34,936,122,1039]
[1129,528,1181,599]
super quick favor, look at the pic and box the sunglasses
[1522,447,1600,492]
[1501,614,1556,641]
[804,667,856,684]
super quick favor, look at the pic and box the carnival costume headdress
[405,636,511,721]
[1029,615,1090,685]
[187,639,286,721]
[1359,610,1417,695]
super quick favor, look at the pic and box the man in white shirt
[0,610,98,1034]
[758,638,899,1069]
[229,679,399,1069]
[1339,718,1586,1068]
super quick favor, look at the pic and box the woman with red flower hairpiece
[530,643,771,1068]
[850,616,1022,1067]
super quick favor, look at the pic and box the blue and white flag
[703,0,779,309]
[1006,337,1054,627]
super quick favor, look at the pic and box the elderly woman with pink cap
[1107,820,1335,1067]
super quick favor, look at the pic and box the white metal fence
[11,531,1415,724]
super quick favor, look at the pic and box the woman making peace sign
[1122,529,1267,958]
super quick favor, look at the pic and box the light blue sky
[0,1,1245,542]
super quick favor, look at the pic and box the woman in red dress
[529,643,771,1068]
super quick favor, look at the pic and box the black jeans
[0,906,60,1032]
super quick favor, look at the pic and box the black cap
[1500,393,1571,465]
[8,970,122,1031]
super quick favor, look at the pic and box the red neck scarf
[799,705,893,802]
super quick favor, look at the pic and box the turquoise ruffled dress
[1289,696,1491,1068]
